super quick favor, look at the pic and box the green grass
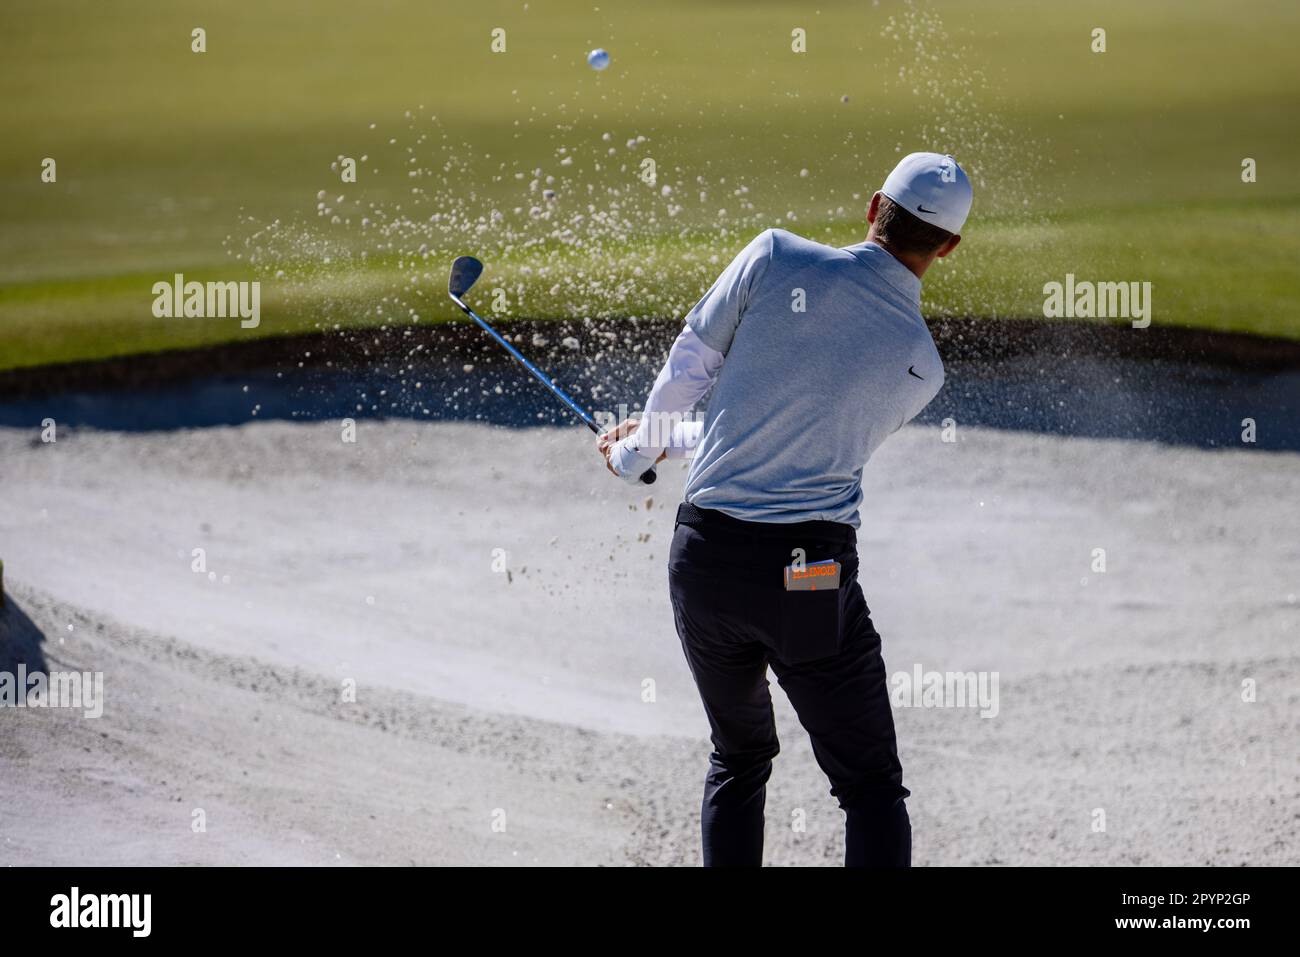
[1,0,1298,371]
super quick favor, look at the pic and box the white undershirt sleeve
[606,325,724,481]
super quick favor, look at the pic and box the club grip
[638,467,657,485]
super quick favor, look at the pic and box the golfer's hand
[597,419,640,476]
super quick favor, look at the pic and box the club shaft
[452,296,600,433]
[450,294,656,486]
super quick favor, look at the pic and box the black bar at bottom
[0,866,1284,942]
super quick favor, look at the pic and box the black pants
[668,502,910,867]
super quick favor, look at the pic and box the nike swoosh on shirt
[908,366,925,380]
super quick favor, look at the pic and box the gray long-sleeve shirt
[676,228,945,527]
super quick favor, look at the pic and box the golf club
[447,256,656,485]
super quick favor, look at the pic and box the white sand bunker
[0,421,1295,865]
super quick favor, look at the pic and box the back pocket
[773,586,843,664]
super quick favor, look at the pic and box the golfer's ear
[936,233,961,258]
[867,191,883,225]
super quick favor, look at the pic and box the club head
[448,256,484,300]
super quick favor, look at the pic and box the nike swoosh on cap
[917,205,937,214]
[908,366,925,380]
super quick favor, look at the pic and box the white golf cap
[879,152,973,234]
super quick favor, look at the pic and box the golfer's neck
[865,235,932,280]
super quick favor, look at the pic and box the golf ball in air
[587,48,610,71]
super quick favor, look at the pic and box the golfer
[599,152,972,867]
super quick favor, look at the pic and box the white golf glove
[608,435,656,484]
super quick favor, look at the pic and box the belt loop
[676,501,703,527]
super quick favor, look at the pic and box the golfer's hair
[873,195,955,255]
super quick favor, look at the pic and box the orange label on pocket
[783,559,841,591]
